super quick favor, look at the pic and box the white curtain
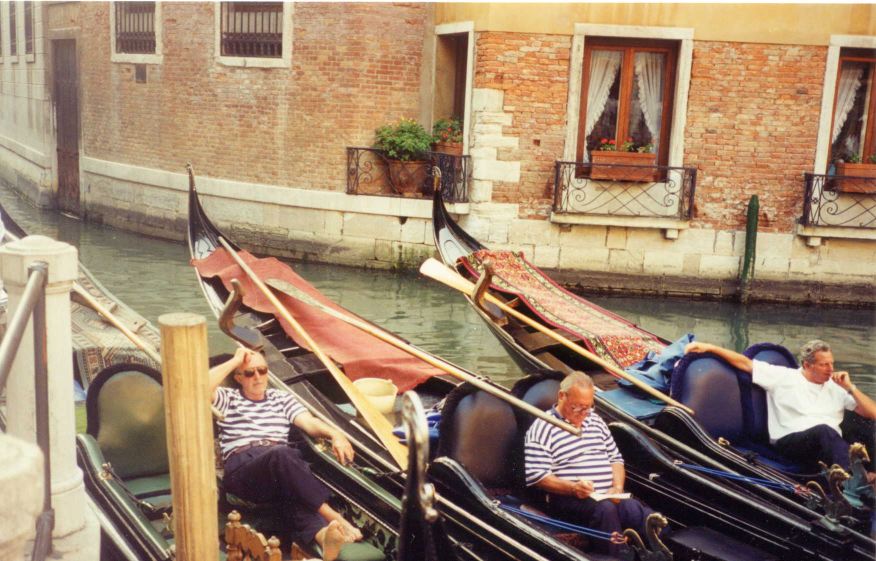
[583,50,622,162]
[634,52,664,148]
[832,65,864,144]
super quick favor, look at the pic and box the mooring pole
[159,312,218,561]
[739,195,759,304]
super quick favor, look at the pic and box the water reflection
[1,186,874,396]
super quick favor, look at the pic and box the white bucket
[352,377,398,414]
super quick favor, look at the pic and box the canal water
[1,186,874,397]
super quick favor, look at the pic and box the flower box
[590,151,658,182]
[835,162,876,194]
[432,141,463,156]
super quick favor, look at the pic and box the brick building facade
[0,3,874,303]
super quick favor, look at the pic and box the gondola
[188,168,873,561]
[432,190,875,538]
[0,203,453,561]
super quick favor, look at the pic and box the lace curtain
[583,50,622,162]
[832,65,864,144]
[634,52,664,149]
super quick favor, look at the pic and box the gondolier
[684,339,876,474]
[209,348,363,560]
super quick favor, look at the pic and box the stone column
[0,235,99,561]
[0,435,43,561]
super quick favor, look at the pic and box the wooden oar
[72,283,225,419]
[216,237,408,468]
[263,277,581,437]
[419,258,695,415]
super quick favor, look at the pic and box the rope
[499,504,619,542]
[677,462,810,495]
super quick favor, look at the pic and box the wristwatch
[847,385,857,395]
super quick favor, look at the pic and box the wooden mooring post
[159,313,218,561]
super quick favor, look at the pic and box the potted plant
[374,118,433,196]
[834,153,876,194]
[590,137,658,182]
[432,118,464,155]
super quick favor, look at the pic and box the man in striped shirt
[210,348,362,561]
[524,372,658,555]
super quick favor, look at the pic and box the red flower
[600,138,608,144]
[608,139,616,144]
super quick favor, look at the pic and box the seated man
[524,372,660,555]
[210,348,363,561]
[684,339,876,473]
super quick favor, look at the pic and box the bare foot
[339,520,363,542]
[321,521,346,561]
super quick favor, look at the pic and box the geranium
[432,118,463,144]
[596,138,617,151]
[375,118,433,161]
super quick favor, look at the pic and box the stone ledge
[550,212,690,239]
[81,156,469,219]
[796,223,876,246]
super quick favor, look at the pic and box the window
[220,2,283,58]
[24,1,32,55]
[576,38,678,166]
[829,48,876,164]
[115,1,156,54]
[9,1,17,57]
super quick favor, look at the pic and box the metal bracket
[219,279,264,351]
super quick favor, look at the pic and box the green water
[2,186,874,396]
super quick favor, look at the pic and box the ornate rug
[459,249,665,370]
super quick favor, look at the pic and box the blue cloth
[74,380,87,403]
[619,333,694,393]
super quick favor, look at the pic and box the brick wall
[79,3,429,190]
[474,32,572,219]
[474,34,827,231]
[675,41,825,232]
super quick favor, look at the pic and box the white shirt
[751,360,856,442]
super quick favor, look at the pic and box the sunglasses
[241,366,269,378]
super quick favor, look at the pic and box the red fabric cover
[192,248,442,392]
[460,249,665,370]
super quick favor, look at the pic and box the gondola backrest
[86,363,168,480]
[670,353,748,442]
[437,385,521,489]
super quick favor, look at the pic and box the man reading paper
[524,372,664,555]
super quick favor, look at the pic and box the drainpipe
[738,195,759,304]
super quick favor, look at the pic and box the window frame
[827,50,876,165]
[563,24,693,170]
[214,1,293,69]
[110,1,163,65]
[814,35,876,174]
[576,37,679,166]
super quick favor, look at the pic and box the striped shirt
[213,387,307,461]
[524,407,623,492]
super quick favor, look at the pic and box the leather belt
[227,439,285,459]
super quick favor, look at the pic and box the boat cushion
[669,526,777,561]
[437,383,522,490]
[599,387,665,420]
[86,363,168,480]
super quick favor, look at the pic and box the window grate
[220,2,283,58]
[24,1,32,55]
[9,1,18,57]
[115,1,156,55]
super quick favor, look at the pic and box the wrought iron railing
[553,161,697,220]
[346,147,470,203]
[802,173,876,229]
[0,262,53,561]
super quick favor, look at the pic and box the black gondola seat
[669,344,805,474]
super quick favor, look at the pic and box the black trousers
[774,424,851,471]
[544,494,656,555]
[224,444,330,546]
